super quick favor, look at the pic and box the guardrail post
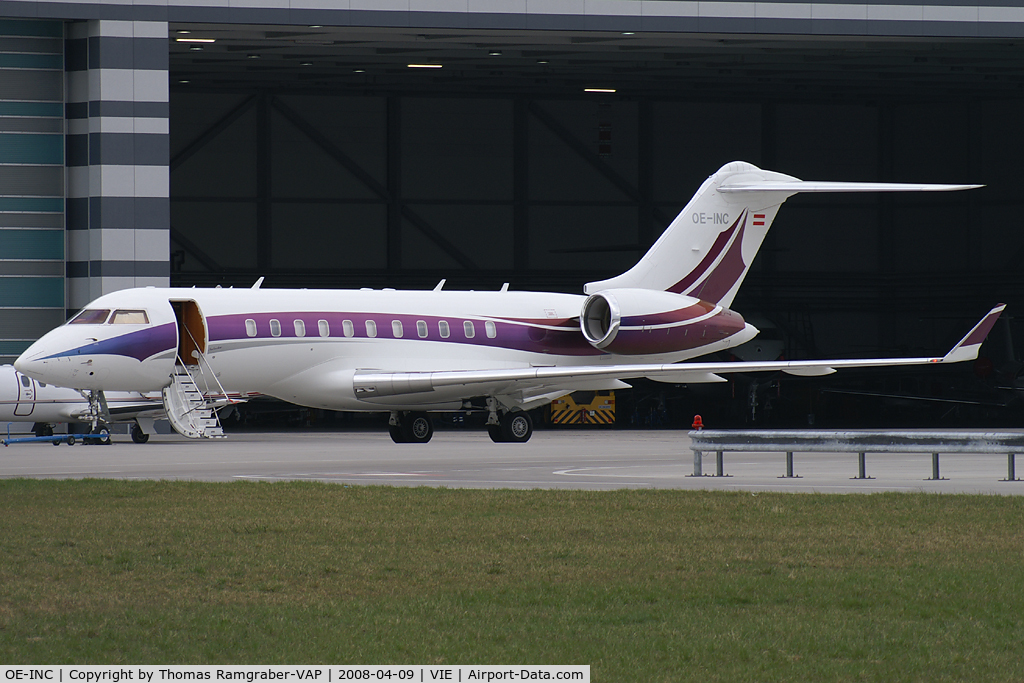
[691,449,703,477]
[927,452,947,481]
[780,451,800,479]
[1003,453,1021,482]
[852,452,874,480]
[716,450,726,477]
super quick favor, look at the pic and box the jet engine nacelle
[580,288,747,355]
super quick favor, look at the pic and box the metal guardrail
[687,430,1024,482]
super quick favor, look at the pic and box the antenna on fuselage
[433,279,446,291]
[252,277,264,290]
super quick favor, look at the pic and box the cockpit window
[110,309,149,325]
[69,309,111,325]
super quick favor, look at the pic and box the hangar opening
[163,24,1024,426]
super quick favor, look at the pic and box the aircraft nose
[15,337,54,380]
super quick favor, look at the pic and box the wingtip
[940,304,1006,364]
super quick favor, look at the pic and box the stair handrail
[178,324,235,407]
[169,358,208,420]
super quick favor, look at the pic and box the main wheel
[404,412,433,444]
[389,423,408,443]
[500,411,533,443]
[131,424,150,444]
[487,423,504,443]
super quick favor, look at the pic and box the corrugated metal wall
[0,19,66,364]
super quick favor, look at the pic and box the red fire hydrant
[692,414,704,431]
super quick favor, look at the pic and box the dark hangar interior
[167,25,1024,425]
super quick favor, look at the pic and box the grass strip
[1,480,1022,681]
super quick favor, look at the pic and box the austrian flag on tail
[753,214,765,226]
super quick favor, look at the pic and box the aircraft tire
[131,424,150,444]
[389,423,408,443]
[487,424,504,443]
[405,412,433,444]
[501,411,533,443]
[88,427,111,445]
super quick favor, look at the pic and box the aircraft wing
[352,305,1004,400]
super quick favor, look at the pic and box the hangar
[1,0,1023,422]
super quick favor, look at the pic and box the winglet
[940,304,1006,364]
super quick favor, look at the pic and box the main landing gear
[487,411,533,443]
[389,411,434,444]
[484,396,534,443]
[388,404,535,444]
[131,423,150,444]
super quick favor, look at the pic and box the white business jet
[0,363,163,443]
[14,162,1003,443]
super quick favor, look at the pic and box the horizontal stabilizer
[719,181,982,194]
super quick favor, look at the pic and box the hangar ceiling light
[168,23,1024,101]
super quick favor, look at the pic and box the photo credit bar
[0,667,589,683]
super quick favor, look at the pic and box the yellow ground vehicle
[550,391,615,425]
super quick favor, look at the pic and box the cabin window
[270,319,281,337]
[294,320,306,337]
[319,320,330,337]
[439,320,450,339]
[342,320,354,338]
[110,309,149,325]
[392,320,403,338]
[69,309,110,325]
[464,321,476,339]
[485,321,497,339]
[245,319,257,337]
[417,320,428,338]
[20,375,29,387]
[365,320,377,338]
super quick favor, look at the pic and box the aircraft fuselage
[15,287,752,412]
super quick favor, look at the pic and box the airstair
[160,299,234,439]
[162,363,226,439]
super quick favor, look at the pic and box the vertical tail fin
[584,161,981,308]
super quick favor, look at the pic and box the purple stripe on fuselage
[41,322,177,362]
[207,312,604,357]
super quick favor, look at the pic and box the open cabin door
[171,300,207,366]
